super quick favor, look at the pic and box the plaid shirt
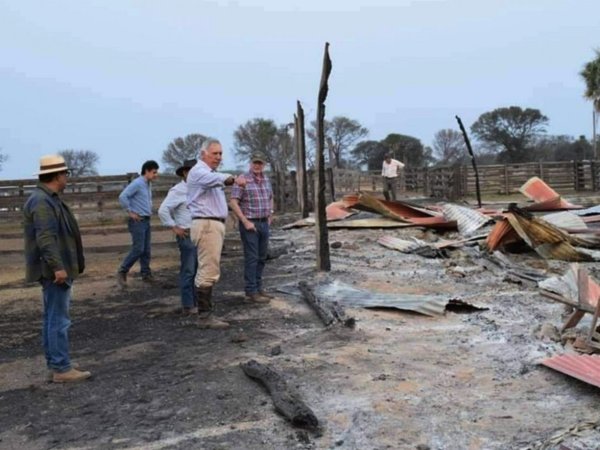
[23,183,85,282]
[231,171,273,219]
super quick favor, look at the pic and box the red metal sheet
[326,201,356,221]
[520,177,581,210]
[541,354,600,388]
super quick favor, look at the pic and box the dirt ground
[1,214,600,450]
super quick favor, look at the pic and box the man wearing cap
[381,153,405,201]
[23,155,91,383]
[158,159,198,315]
[117,160,159,287]
[229,152,274,303]
[187,138,246,329]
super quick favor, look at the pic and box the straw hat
[36,154,69,175]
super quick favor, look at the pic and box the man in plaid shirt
[24,154,91,383]
[230,152,274,303]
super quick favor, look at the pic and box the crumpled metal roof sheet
[541,354,600,388]
[346,192,439,220]
[326,201,357,221]
[539,263,600,307]
[316,280,455,316]
[377,236,445,258]
[327,218,412,229]
[542,211,587,230]
[505,208,594,261]
[485,216,521,251]
[442,204,493,236]
[520,177,582,210]
[573,205,600,217]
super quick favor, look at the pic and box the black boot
[196,286,229,329]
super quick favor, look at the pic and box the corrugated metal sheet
[538,263,600,307]
[541,354,600,388]
[327,218,413,229]
[316,280,453,316]
[543,211,587,230]
[485,216,521,251]
[573,205,600,217]
[505,209,594,261]
[352,192,439,220]
[520,177,581,210]
[326,201,357,221]
[442,204,492,236]
[377,236,445,257]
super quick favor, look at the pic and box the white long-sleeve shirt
[382,159,405,178]
[158,180,192,228]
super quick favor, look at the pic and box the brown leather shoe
[52,368,92,383]
[258,290,274,300]
[197,315,230,329]
[246,293,270,304]
[117,271,127,288]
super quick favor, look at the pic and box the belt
[192,216,225,223]
[249,218,269,222]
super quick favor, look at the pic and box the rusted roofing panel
[541,354,600,388]
[505,208,594,261]
[520,177,581,210]
[485,217,521,251]
[326,201,357,221]
[350,192,439,220]
[442,204,492,236]
[378,236,445,257]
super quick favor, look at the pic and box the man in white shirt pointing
[381,153,405,201]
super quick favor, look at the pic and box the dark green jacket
[23,183,85,283]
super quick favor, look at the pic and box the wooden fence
[2,160,599,224]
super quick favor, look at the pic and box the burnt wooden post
[455,115,481,208]
[327,167,335,202]
[296,101,309,218]
[315,42,332,272]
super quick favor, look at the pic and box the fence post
[503,165,509,194]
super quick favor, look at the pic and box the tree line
[1,51,598,176]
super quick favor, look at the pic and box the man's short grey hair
[199,138,221,155]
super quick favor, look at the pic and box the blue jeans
[119,217,151,276]
[239,220,269,295]
[177,235,198,308]
[41,279,72,373]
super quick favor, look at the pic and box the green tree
[432,129,466,166]
[58,149,100,177]
[580,50,600,158]
[233,118,294,173]
[381,133,432,167]
[307,116,368,168]
[162,133,207,173]
[351,140,388,170]
[471,106,549,163]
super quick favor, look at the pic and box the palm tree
[580,50,600,159]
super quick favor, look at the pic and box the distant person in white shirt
[381,153,405,201]
[158,159,197,315]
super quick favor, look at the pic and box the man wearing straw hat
[23,154,91,383]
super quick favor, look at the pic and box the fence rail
[2,160,599,223]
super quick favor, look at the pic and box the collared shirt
[119,175,153,216]
[231,171,273,219]
[23,183,85,282]
[382,159,405,178]
[186,160,231,219]
[158,180,192,228]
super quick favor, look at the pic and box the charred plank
[240,359,319,430]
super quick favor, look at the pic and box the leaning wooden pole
[297,101,309,218]
[455,115,482,208]
[315,43,332,271]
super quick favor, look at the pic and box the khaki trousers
[190,219,225,288]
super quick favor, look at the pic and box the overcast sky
[1,0,599,179]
